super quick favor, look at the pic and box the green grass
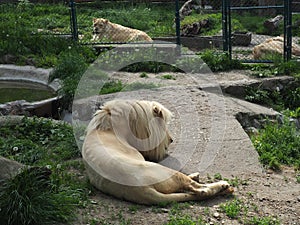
[251,116,300,171]
[0,167,81,225]
[220,199,243,219]
[245,216,280,225]
[198,50,245,72]
[161,74,176,80]
[0,117,80,165]
[77,2,175,40]
[166,214,205,225]
[0,117,90,225]
[99,80,159,95]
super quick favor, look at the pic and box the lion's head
[86,99,173,162]
[92,18,109,39]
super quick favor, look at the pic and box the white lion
[253,36,300,59]
[82,99,233,205]
[92,18,152,42]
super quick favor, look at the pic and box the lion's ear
[153,105,163,118]
[104,19,108,23]
[93,18,97,23]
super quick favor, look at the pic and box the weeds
[245,80,300,112]
[245,216,280,225]
[166,214,205,225]
[249,60,300,78]
[198,50,244,72]
[161,74,176,80]
[139,72,149,78]
[0,117,80,165]
[99,80,159,95]
[165,202,205,225]
[251,116,300,171]
[220,199,243,219]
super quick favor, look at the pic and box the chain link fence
[225,0,298,62]
[71,0,177,45]
[178,0,297,62]
[0,1,74,65]
[0,0,298,64]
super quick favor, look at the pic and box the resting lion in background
[92,18,152,42]
[253,36,300,59]
[82,100,233,205]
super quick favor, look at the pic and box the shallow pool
[0,80,56,104]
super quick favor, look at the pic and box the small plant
[161,74,176,80]
[123,82,159,91]
[220,199,243,219]
[166,214,205,225]
[99,80,159,95]
[213,173,222,180]
[0,117,80,165]
[128,205,140,213]
[245,216,280,225]
[296,173,300,183]
[140,72,149,78]
[99,80,124,94]
[244,86,288,111]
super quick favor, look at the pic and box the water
[0,80,56,104]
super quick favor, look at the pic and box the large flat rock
[73,78,280,177]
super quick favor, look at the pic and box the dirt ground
[73,71,300,225]
[75,167,299,225]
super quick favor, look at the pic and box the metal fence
[222,0,296,62]
[0,0,297,63]
[70,0,297,62]
[69,0,180,45]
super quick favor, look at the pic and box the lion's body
[92,18,152,42]
[253,36,300,59]
[82,100,233,205]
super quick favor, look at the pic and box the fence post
[175,0,181,47]
[284,0,292,61]
[228,0,232,60]
[222,0,228,52]
[222,0,232,59]
[69,0,78,41]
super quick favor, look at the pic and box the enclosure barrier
[0,0,296,63]
[222,0,294,62]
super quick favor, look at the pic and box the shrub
[50,45,94,109]
[198,50,244,72]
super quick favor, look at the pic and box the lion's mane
[86,99,173,162]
